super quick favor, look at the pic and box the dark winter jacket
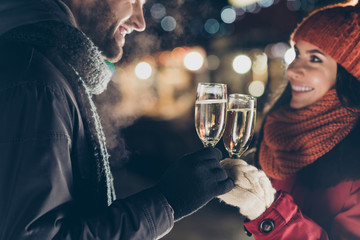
[247,119,360,239]
[0,0,173,239]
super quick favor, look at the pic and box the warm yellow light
[248,80,265,97]
[233,55,252,74]
[229,0,258,8]
[252,53,268,74]
[184,51,204,71]
[135,62,152,80]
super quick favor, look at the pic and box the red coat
[246,120,360,239]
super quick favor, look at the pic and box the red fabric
[291,1,360,80]
[244,180,360,240]
[259,90,357,179]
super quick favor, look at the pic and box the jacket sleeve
[243,191,329,240]
[329,181,360,240]
[0,54,173,239]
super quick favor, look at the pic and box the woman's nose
[286,61,304,80]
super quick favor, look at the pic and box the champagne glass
[195,83,227,147]
[223,94,256,159]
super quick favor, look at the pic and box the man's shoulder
[0,41,72,96]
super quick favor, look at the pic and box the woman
[219,1,360,239]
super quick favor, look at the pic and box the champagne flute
[223,94,256,159]
[195,83,227,147]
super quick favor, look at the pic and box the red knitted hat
[291,0,360,80]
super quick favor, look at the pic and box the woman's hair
[336,63,360,112]
[267,63,360,114]
[253,63,360,167]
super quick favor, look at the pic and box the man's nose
[131,4,146,32]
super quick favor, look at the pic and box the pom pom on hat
[291,0,360,80]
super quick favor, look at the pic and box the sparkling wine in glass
[223,94,256,159]
[195,83,227,147]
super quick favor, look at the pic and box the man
[0,0,233,239]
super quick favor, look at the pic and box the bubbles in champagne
[195,99,227,147]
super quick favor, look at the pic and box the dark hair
[253,63,360,168]
[267,63,360,114]
[336,63,360,112]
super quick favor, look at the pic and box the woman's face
[286,40,337,109]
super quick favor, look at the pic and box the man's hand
[156,148,234,221]
[218,158,276,220]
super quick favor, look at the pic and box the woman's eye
[310,55,322,63]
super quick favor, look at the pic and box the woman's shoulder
[297,118,360,188]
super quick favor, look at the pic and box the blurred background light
[236,7,246,16]
[135,62,153,80]
[233,55,252,74]
[265,42,290,59]
[161,16,177,31]
[252,52,268,75]
[248,80,265,97]
[150,3,166,20]
[287,0,301,11]
[206,55,220,70]
[258,0,274,7]
[245,3,260,13]
[204,18,220,34]
[284,47,296,65]
[184,51,204,71]
[221,6,237,24]
[229,0,258,8]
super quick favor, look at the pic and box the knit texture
[291,1,360,80]
[259,90,358,179]
[218,159,276,220]
[1,21,116,206]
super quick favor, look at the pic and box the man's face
[71,0,146,63]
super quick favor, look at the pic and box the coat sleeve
[0,51,173,239]
[330,181,360,240]
[243,191,329,240]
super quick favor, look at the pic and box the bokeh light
[206,55,220,70]
[161,16,177,32]
[258,0,274,8]
[221,7,236,24]
[135,62,153,80]
[232,55,252,74]
[229,0,258,8]
[204,19,220,34]
[184,51,204,71]
[252,52,268,75]
[287,0,301,11]
[248,80,265,97]
[284,47,296,65]
[150,3,166,20]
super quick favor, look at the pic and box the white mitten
[218,158,276,220]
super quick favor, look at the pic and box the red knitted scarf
[259,90,358,180]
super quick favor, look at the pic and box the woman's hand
[218,158,277,220]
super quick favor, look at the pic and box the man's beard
[74,0,123,62]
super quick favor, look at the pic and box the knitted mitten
[218,158,276,220]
